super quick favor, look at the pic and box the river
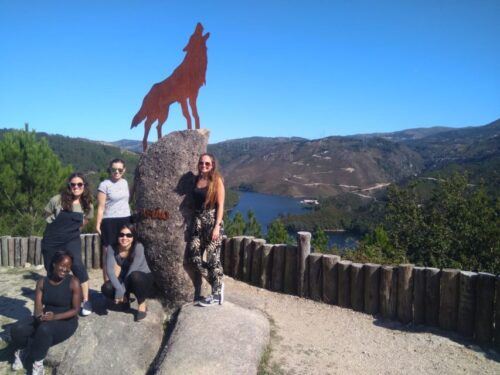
[229,191,359,250]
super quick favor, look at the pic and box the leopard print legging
[189,209,224,294]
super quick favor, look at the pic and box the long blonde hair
[198,153,223,209]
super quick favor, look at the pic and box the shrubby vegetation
[0,131,72,236]
[344,174,499,274]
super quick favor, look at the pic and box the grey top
[45,194,94,223]
[106,243,151,299]
[98,179,131,218]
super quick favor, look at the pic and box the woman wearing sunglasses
[42,173,94,316]
[101,224,153,321]
[95,158,131,282]
[189,153,225,306]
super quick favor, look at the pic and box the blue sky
[1,1,499,143]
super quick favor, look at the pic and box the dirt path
[1,268,499,375]
[224,277,500,375]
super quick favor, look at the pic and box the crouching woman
[10,250,81,375]
[101,224,154,321]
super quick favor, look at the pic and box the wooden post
[380,266,397,320]
[231,236,245,279]
[8,237,15,266]
[308,253,323,301]
[223,238,233,276]
[1,236,9,266]
[260,244,273,289]
[84,235,92,269]
[350,263,364,312]
[322,255,340,304]
[297,232,311,297]
[397,264,414,324]
[425,267,440,326]
[271,244,286,292]
[475,272,495,344]
[92,234,101,269]
[251,239,266,286]
[364,263,380,315]
[28,236,37,265]
[283,245,298,295]
[35,237,42,266]
[14,237,22,267]
[338,260,352,308]
[495,276,500,352]
[413,267,426,325]
[439,268,460,331]
[241,236,255,282]
[20,237,28,266]
[457,271,477,338]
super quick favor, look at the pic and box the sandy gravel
[224,277,500,375]
[1,267,499,375]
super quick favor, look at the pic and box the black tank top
[42,275,74,316]
[193,186,208,211]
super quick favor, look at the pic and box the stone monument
[134,129,209,308]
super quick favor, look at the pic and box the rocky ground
[1,267,499,374]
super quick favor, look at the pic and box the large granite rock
[156,302,270,375]
[45,298,166,375]
[134,129,209,308]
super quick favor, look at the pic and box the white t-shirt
[98,179,131,218]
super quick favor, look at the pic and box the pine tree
[244,210,262,237]
[266,219,290,244]
[0,130,72,235]
[311,227,329,253]
[225,212,245,237]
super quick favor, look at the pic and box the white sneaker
[32,359,45,375]
[12,349,24,371]
[198,295,218,307]
[81,300,92,316]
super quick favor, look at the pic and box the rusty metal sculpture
[131,23,210,151]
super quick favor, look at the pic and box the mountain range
[2,119,498,199]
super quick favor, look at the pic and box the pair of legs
[10,316,77,361]
[101,271,154,312]
[189,209,224,296]
[42,241,90,303]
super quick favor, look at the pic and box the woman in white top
[96,158,131,281]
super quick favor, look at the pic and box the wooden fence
[2,232,499,350]
[219,233,500,351]
[0,234,102,270]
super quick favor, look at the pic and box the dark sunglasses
[198,161,212,167]
[111,168,124,173]
[69,182,84,188]
[118,232,133,238]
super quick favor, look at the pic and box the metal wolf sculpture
[131,23,209,151]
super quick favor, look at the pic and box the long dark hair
[60,172,93,213]
[118,223,138,255]
[197,153,223,209]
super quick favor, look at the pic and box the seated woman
[101,224,153,321]
[10,250,81,375]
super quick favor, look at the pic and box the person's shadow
[0,295,33,366]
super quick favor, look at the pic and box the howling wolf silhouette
[131,23,209,151]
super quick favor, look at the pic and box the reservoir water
[229,191,359,249]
